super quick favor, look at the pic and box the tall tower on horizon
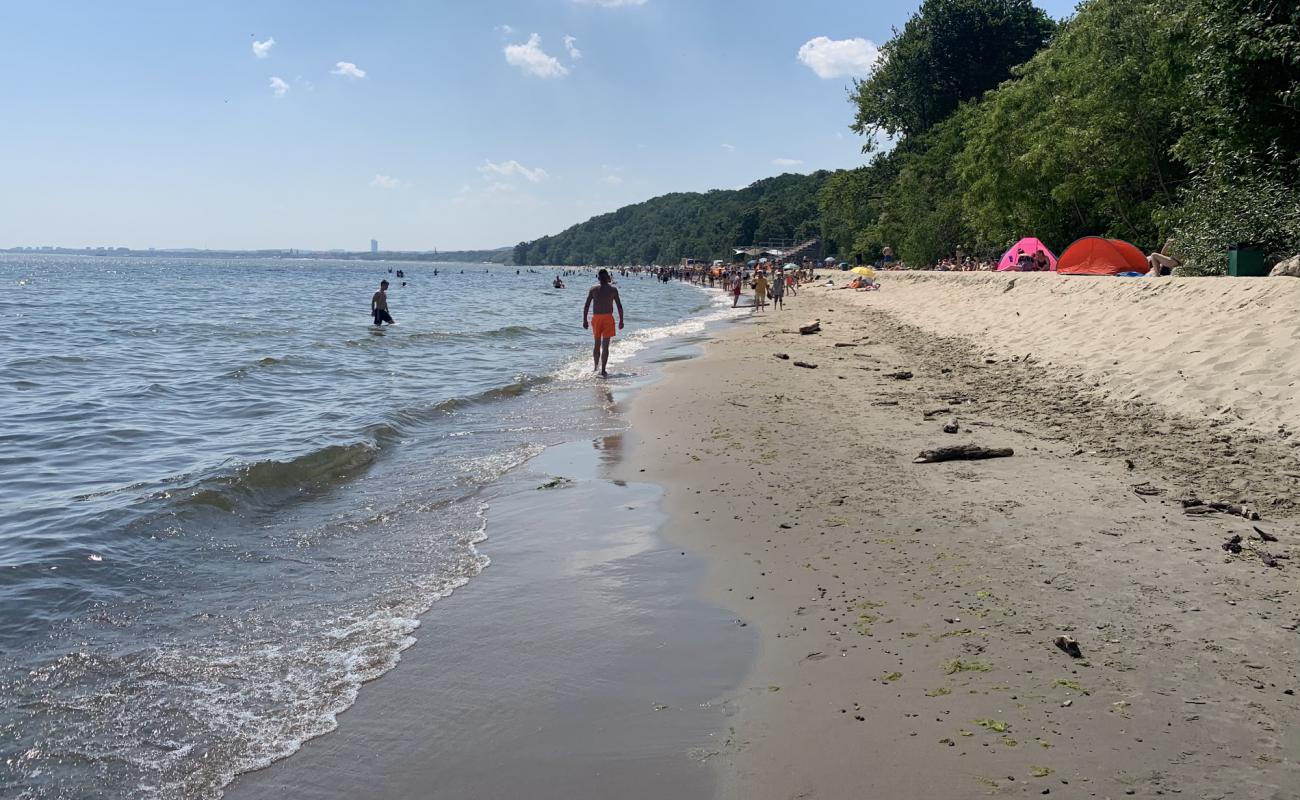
[370,239,378,254]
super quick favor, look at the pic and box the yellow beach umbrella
[850,266,876,278]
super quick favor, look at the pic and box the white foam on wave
[195,502,492,799]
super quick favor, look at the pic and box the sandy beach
[618,274,1300,799]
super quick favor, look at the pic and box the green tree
[1165,0,1300,271]
[875,109,974,264]
[959,0,1186,253]
[852,0,1056,142]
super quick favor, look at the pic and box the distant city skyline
[0,0,1077,251]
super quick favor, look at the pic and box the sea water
[0,255,730,799]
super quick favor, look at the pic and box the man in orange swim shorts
[582,268,625,378]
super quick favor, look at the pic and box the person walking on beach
[730,272,743,307]
[583,268,624,378]
[753,271,768,313]
[371,280,394,326]
[770,269,785,310]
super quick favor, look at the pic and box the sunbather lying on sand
[1147,238,1181,277]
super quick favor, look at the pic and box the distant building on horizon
[370,239,378,254]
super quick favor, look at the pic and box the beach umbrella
[850,266,876,278]
[824,257,836,263]
[783,263,797,270]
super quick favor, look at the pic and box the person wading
[371,280,394,326]
[583,268,625,378]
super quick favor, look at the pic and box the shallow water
[0,255,729,798]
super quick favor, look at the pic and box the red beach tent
[1056,237,1148,276]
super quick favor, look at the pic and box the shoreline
[617,279,1299,798]
[225,304,754,799]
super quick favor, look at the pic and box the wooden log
[885,370,913,380]
[793,361,818,369]
[913,444,1013,464]
[942,418,960,434]
[799,321,821,335]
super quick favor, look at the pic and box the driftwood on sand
[799,321,821,335]
[1181,498,1260,520]
[913,444,1014,464]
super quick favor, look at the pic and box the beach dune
[846,272,1300,437]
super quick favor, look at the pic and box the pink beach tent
[996,238,1058,271]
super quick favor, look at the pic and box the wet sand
[227,435,752,799]
[617,282,1300,799]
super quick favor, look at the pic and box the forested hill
[512,172,832,266]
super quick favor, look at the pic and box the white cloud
[252,37,275,59]
[370,174,401,189]
[268,76,289,98]
[772,158,804,167]
[563,35,582,60]
[496,24,515,35]
[479,159,550,183]
[797,36,881,79]
[331,61,366,79]
[600,165,625,185]
[573,0,648,6]
[721,143,736,152]
[504,34,569,78]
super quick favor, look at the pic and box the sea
[0,255,731,799]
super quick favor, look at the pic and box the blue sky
[0,0,1078,251]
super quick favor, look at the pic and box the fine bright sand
[617,274,1299,799]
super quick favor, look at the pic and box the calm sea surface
[0,255,727,799]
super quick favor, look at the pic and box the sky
[0,0,1078,251]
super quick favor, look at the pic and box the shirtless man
[371,280,394,326]
[582,268,624,378]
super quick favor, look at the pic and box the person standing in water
[582,268,624,378]
[371,280,394,326]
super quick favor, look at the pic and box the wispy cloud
[504,34,569,78]
[479,159,550,183]
[268,76,289,98]
[600,164,624,185]
[797,36,881,79]
[370,174,401,189]
[252,37,275,59]
[563,35,582,60]
[573,0,648,6]
[721,143,736,152]
[331,61,366,79]
[772,158,804,167]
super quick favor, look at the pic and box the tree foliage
[512,172,830,266]
[960,0,1186,251]
[840,0,1300,272]
[852,0,1056,141]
